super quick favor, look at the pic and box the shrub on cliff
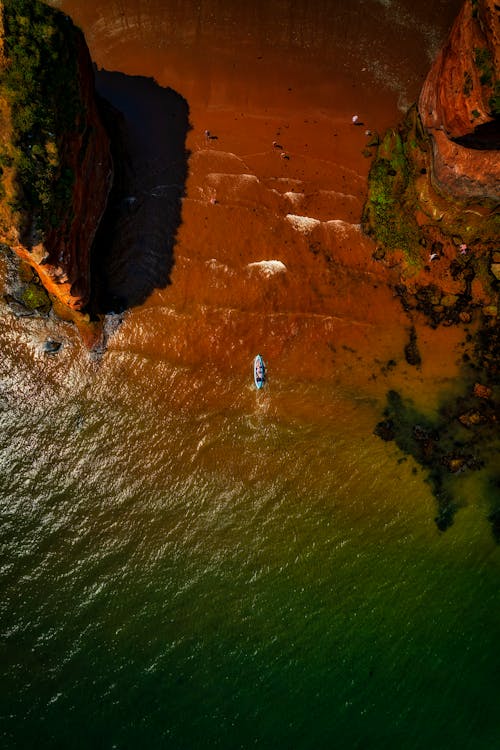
[0,0,84,237]
[361,107,423,266]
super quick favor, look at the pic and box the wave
[285,214,322,233]
[246,260,287,277]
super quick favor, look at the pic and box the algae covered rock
[362,0,500,289]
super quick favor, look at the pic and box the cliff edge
[418,0,499,200]
[0,0,112,311]
[362,0,499,299]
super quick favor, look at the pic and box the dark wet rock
[490,263,500,281]
[412,425,438,461]
[483,305,498,318]
[366,132,380,148]
[434,496,459,533]
[440,453,470,473]
[441,294,458,308]
[412,424,439,443]
[488,508,500,543]
[404,325,421,367]
[393,284,414,312]
[374,419,395,441]
[308,241,321,255]
[4,295,35,317]
[380,358,397,375]
[431,241,444,258]
[43,339,62,354]
[458,409,488,428]
[372,246,386,261]
[21,282,51,314]
[473,383,492,399]
[415,284,442,306]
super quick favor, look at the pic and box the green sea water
[1,313,499,748]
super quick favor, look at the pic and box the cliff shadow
[91,69,191,313]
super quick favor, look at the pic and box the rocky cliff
[0,0,112,311]
[418,0,499,200]
[362,0,499,288]
[365,0,500,533]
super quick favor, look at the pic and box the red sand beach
[48,0,466,405]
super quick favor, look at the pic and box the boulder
[473,382,492,399]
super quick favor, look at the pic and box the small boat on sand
[253,354,266,389]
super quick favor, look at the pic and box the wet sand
[48,0,466,409]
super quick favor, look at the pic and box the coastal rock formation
[366,1,500,536]
[418,0,499,200]
[362,0,499,297]
[0,0,112,310]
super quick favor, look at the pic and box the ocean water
[2,1,500,748]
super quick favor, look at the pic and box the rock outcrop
[362,0,499,289]
[366,0,500,537]
[0,0,112,310]
[418,0,499,200]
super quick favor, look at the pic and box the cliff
[0,0,112,311]
[418,0,499,200]
[362,0,499,297]
[364,0,500,532]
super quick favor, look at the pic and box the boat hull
[254,355,266,389]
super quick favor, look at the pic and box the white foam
[246,260,287,277]
[206,258,232,274]
[206,172,260,186]
[318,189,358,202]
[325,219,361,233]
[285,214,321,233]
[284,191,304,204]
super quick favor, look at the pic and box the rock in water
[0,0,113,311]
[43,339,62,354]
[404,326,422,367]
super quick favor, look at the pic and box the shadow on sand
[91,69,191,313]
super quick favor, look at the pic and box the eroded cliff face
[363,0,499,288]
[418,0,499,200]
[0,0,112,311]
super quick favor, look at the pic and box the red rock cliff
[418,0,499,201]
[0,1,112,311]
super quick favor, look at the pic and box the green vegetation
[361,107,424,266]
[463,71,473,97]
[488,81,500,118]
[362,105,500,275]
[21,280,51,311]
[473,46,494,87]
[0,0,84,236]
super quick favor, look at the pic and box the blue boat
[253,354,266,389]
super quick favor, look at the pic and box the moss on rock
[362,106,500,289]
[0,0,82,238]
[20,279,51,312]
